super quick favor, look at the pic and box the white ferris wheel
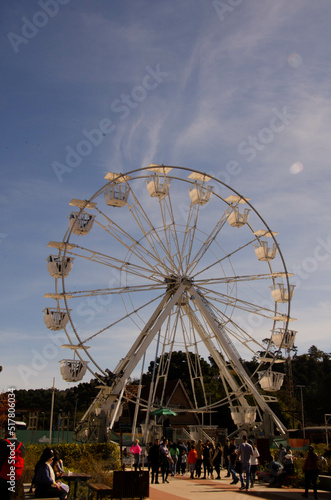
[44,165,296,441]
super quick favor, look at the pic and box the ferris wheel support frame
[84,283,185,435]
[190,284,287,435]
[182,303,248,407]
[110,282,186,396]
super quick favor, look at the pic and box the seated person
[268,460,284,486]
[34,448,68,499]
[52,449,65,480]
[283,448,295,475]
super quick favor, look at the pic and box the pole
[49,378,55,445]
[297,385,305,440]
[120,430,123,470]
[73,399,78,431]
[206,392,213,426]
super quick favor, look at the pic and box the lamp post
[297,385,305,440]
[49,377,55,445]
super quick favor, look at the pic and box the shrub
[22,442,121,486]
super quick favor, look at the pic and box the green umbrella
[150,408,177,416]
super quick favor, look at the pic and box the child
[188,445,197,479]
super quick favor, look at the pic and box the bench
[256,471,271,483]
[318,475,331,491]
[88,482,112,500]
[24,484,58,500]
[88,471,149,500]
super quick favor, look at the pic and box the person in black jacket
[223,438,230,477]
[148,439,163,484]
[212,442,223,479]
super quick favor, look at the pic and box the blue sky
[1,0,330,391]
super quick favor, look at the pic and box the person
[146,443,153,473]
[277,443,286,464]
[236,435,253,491]
[223,438,230,477]
[228,437,239,485]
[283,448,295,475]
[180,449,187,476]
[169,442,179,476]
[187,445,197,479]
[177,441,187,474]
[268,460,284,487]
[130,439,141,472]
[248,440,259,488]
[52,449,65,480]
[30,448,66,495]
[209,441,216,479]
[34,448,67,499]
[0,430,25,500]
[212,442,222,480]
[160,439,172,483]
[148,439,162,484]
[202,441,211,479]
[302,445,319,499]
[195,440,203,478]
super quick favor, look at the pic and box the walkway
[149,474,329,500]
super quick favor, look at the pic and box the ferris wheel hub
[164,274,193,293]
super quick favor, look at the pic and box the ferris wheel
[44,165,296,440]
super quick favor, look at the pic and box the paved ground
[148,474,329,500]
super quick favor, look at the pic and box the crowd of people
[126,436,327,498]
[143,435,261,489]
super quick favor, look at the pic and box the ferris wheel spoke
[201,298,275,357]
[94,207,173,275]
[196,285,276,317]
[185,211,228,275]
[79,291,166,345]
[192,236,257,279]
[128,187,177,273]
[195,272,285,286]
[63,244,164,282]
[63,283,166,299]
[179,203,201,273]
[158,192,184,274]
